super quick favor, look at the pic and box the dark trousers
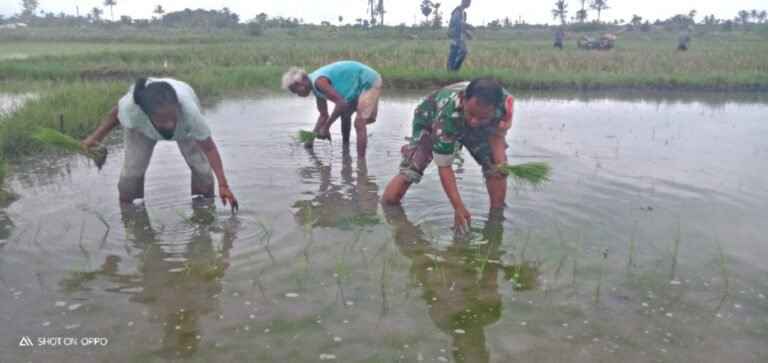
[447,39,468,71]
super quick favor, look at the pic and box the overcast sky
[2,0,766,25]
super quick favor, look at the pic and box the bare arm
[82,106,119,153]
[438,165,471,230]
[196,137,238,208]
[488,133,508,165]
[314,96,329,132]
[314,77,351,126]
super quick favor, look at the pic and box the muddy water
[1,93,766,362]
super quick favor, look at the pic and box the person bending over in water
[83,77,238,209]
[282,61,382,158]
[381,78,514,231]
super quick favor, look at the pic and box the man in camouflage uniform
[381,79,515,230]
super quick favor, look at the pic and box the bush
[247,22,264,37]
[568,22,608,32]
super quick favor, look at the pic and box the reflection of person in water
[293,146,379,230]
[59,199,237,360]
[383,205,538,363]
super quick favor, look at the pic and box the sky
[2,0,766,25]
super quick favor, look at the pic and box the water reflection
[58,199,237,360]
[293,147,380,230]
[383,205,540,363]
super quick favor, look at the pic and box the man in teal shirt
[282,61,382,158]
[381,79,515,231]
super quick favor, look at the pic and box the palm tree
[90,7,103,23]
[551,0,568,25]
[758,10,767,24]
[630,14,642,26]
[577,0,587,23]
[432,3,442,24]
[102,0,116,22]
[153,4,164,26]
[338,15,343,27]
[589,0,609,23]
[420,0,433,23]
[737,10,750,25]
[688,9,697,23]
[377,0,384,26]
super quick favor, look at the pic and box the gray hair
[281,67,308,90]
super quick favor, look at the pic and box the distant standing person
[554,27,564,49]
[282,61,382,158]
[677,27,692,51]
[82,77,238,208]
[447,0,474,71]
[380,79,515,231]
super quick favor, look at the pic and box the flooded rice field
[1,92,767,362]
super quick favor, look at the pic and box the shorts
[356,78,382,122]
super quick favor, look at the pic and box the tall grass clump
[0,82,123,158]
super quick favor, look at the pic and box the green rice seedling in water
[496,162,551,190]
[32,127,108,170]
[77,220,91,272]
[671,217,681,278]
[474,240,495,283]
[94,211,110,250]
[627,220,638,269]
[296,129,316,144]
[35,257,48,291]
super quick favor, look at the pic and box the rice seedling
[594,260,604,304]
[496,162,551,190]
[671,217,681,278]
[257,218,275,263]
[94,211,110,250]
[295,129,316,144]
[35,256,49,291]
[77,220,91,272]
[32,127,107,170]
[474,238,496,284]
[379,249,395,318]
[627,221,638,269]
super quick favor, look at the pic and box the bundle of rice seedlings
[496,162,551,190]
[296,129,316,144]
[32,127,108,170]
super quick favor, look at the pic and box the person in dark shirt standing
[677,26,692,51]
[447,0,473,71]
[554,27,564,50]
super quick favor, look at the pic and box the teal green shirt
[117,78,211,141]
[308,61,380,101]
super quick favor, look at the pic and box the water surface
[1,93,766,362]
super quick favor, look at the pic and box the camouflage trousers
[398,126,506,184]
